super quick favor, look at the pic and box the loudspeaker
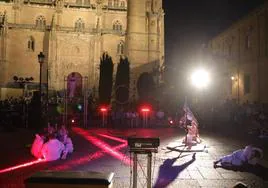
[25,171,114,188]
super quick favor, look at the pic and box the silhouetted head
[252,150,262,159]
[48,133,56,140]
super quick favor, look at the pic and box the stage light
[71,119,75,123]
[191,69,210,88]
[141,107,150,112]
[169,120,174,125]
[100,107,107,112]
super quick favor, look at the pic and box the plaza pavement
[0,127,267,188]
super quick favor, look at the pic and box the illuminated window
[27,36,35,51]
[245,26,253,50]
[76,0,82,5]
[75,18,85,32]
[244,74,250,94]
[35,15,46,29]
[84,0,90,5]
[117,41,124,55]
[113,20,122,31]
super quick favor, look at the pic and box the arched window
[35,15,46,29]
[117,41,124,55]
[27,36,35,51]
[75,18,85,32]
[245,26,253,50]
[108,0,112,7]
[84,0,90,5]
[120,1,125,8]
[0,12,4,24]
[113,20,122,31]
[76,0,82,5]
[114,0,119,7]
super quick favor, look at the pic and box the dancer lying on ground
[214,145,263,168]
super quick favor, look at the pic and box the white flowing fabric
[220,145,263,166]
[41,139,64,161]
[31,134,44,158]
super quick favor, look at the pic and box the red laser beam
[0,158,46,174]
[73,127,131,165]
[97,133,127,143]
[52,142,128,171]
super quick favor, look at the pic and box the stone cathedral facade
[0,0,164,99]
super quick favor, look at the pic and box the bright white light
[191,69,210,88]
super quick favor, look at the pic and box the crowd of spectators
[193,99,268,137]
[1,95,268,139]
[0,97,26,131]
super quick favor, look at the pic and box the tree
[98,52,114,105]
[137,72,155,101]
[115,56,130,105]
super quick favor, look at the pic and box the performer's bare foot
[61,153,67,160]
[213,160,220,168]
[192,153,196,160]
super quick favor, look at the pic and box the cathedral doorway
[67,72,82,98]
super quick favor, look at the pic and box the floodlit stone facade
[0,0,164,99]
[208,2,268,104]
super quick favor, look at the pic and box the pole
[102,112,105,127]
[39,62,43,127]
[133,153,137,188]
[39,63,42,101]
[147,153,152,188]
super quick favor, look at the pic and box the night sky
[164,0,266,66]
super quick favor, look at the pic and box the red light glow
[100,108,107,112]
[141,108,150,112]
[73,127,131,165]
[0,158,46,174]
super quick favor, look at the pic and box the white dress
[41,139,65,161]
[31,134,44,158]
[220,146,263,166]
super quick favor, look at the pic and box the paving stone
[198,179,238,187]
[172,180,201,188]
[188,170,204,179]
[198,167,223,179]
[220,172,243,180]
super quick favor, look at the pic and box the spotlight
[191,69,210,88]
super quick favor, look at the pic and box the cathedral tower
[126,0,164,71]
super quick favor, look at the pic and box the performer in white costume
[41,134,65,161]
[31,134,44,159]
[214,145,263,168]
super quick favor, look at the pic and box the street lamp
[38,52,45,100]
